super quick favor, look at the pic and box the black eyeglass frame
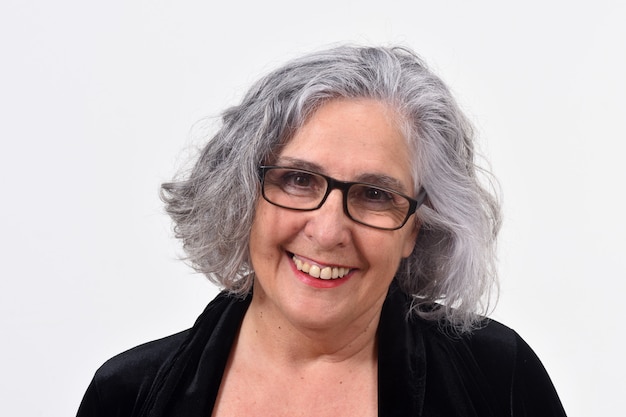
[258,165,428,231]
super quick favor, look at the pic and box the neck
[238,292,382,367]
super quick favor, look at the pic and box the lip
[287,252,354,289]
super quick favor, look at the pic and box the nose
[303,189,351,249]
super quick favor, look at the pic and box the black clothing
[77,283,566,416]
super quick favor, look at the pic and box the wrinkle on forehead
[275,156,410,195]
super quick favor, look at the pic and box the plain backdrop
[1,1,624,416]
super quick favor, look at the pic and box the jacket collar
[377,281,426,416]
[142,282,426,416]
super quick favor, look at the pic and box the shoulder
[415,312,522,386]
[470,320,567,415]
[76,291,240,417]
[77,330,189,417]
[383,285,566,416]
[388,283,533,376]
[460,318,521,371]
[419,316,567,416]
[96,329,190,391]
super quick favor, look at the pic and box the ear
[401,219,420,258]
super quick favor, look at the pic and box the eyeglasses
[259,166,427,230]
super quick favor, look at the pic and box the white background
[1,1,624,416]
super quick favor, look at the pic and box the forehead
[277,98,414,191]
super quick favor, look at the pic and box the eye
[273,169,326,197]
[350,185,396,210]
[282,171,316,188]
[363,187,393,202]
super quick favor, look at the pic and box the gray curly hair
[161,45,501,332]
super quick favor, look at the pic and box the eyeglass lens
[262,167,414,230]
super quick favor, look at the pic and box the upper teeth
[292,255,350,280]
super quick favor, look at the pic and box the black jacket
[77,283,566,416]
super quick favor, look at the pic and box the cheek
[249,202,302,256]
[356,232,405,270]
[249,205,272,269]
[250,200,279,240]
[364,232,416,277]
[401,227,418,258]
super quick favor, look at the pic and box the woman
[77,45,567,416]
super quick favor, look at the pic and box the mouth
[290,253,353,280]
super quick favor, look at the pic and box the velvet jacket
[77,283,567,416]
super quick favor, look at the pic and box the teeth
[292,255,350,280]
[309,265,321,278]
[320,267,332,279]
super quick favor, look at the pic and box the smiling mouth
[291,254,352,280]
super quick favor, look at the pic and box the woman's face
[249,98,418,331]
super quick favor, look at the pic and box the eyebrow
[275,157,324,173]
[275,156,410,194]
